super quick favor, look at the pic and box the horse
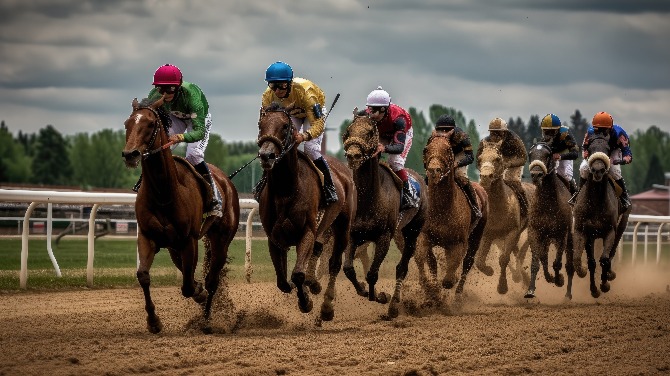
[342,109,427,319]
[525,142,574,299]
[476,139,534,294]
[121,97,240,334]
[416,130,488,303]
[256,102,356,322]
[572,134,631,298]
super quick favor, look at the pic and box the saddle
[173,156,214,208]
[252,150,326,202]
[608,176,623,197]
[379,161,403,190]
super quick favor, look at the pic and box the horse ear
[151,95,165,109]
[353,107,359,117]
[132,98,139,111]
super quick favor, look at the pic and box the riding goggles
[367,106,387,114]
[156,85,178,94]
[268,81,290,91]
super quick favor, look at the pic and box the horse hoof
[601,281,611,293]
[320,308,335,322]
[299,299,313,314]
[607,270,616,281]
[147,318,163,334]
[441,279,455,290]
[388,305,399,319]
[478,265,494,276]
[524,290,535,299]
[576,267,588,279]
[308,281,322,295]
[565,293,573,300]
[511,271,522,283]
[591,288,600,299]
[376,292,390,304]
[278,281,293,293]
[497,283,508,295]
[201,324,213,335]
[555,274,565,287]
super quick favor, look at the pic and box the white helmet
[366,86,391,107]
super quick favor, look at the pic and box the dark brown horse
[417,130,488,302]
[122,97,239,334]
[256,102,356,322]
[477,139,534,294]
[342,109,427,319]
[525,142,574,299]
[572,134,631,298]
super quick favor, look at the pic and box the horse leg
[304,241,323,295]
[540,240,554,285]
[343,237,368,297]
[565,232,575,300]
[202,232,233,322]
[387,229,420,319]
[414,234,440,303]
[475,237,495,276]
[292,232,317,314]
[178,238,207,304]
[268,242,292,293]
[514,232,531,286]
[442,243,465,290]
[585,239,600,298]
[573,233,588,278]
[136,235,162,334]
[599,232,617,293]
[320,218,349,322]
[497,234,516,295]
[524,234,542,299]
[552,238,566,287]
[367,234,393,304]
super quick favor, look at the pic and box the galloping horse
[122,97,239,334]
[572,134,631,298]
[342,109,427,319]
[417,130,488,302]
[476,139,534,294]
[525,142,574,299]
[256,102,356,322]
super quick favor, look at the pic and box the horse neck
[537,171,561,198]
[583,177,610,205]
[267,148,299,197]
[141,132,178,203]
[353,156,384,209]
[429,171,458,212]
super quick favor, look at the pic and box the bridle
[343,116,378,165]
[133,106,173,159]
[528,142,555,176]
[423,131,454,184]
[256,108,296,165]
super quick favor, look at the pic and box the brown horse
[342,109,427,319]
[525,142,574,299]
[476,139,534,294]
[417,130,488,302]
[122,97,239,334]
[572,134,631,298]
[256,102,356,322]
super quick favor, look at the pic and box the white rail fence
[1,189,669,289]
[0,189,258,289]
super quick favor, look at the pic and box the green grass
[0,237,667,291]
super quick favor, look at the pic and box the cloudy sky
[1,0,668,152]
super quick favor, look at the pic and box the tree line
[1,107,668,195]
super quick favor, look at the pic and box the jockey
[261,61,337,205]
[136,63,222,218]
[539,114,579,193]
[434,114,482,222]
[570,111,632,210]
[477,117,529,217]
[366,86,419,211]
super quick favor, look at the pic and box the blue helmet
[265,61,293,82]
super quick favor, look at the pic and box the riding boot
[313,157,338,205]
[132,174,142,192]
[400,180,420,211]
[568,178,586,206]
[195,161,223,217]
[462,181,482,226]
[615,178,632,211]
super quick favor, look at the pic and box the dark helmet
[435,114,456,131]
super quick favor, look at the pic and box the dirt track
[1,263,669,376]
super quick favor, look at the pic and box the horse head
[122,96,167,168]
[343,107,379,170]
[423,130,455,184]
[528,142,554,185]
[256,102,296,171]
[477,139,505,187]
[586,134,611,182]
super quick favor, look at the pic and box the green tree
[0,121,32,183]
[69,129,136,189]
[642,154,665,190]
[31,125,72,185]
[623,125,670,194]
[204,133,228,171]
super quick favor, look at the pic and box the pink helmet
[152,64,183,85]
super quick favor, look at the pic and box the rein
[343,117,379,164]
[257,108,296,165]
[137,106,173,159]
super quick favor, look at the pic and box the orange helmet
[592,111,613,129]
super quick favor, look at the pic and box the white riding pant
[168,113,212,166]
[388,128,414,171]
[555,159,574,181]
[292,115,324,161]
[579,149,622,180]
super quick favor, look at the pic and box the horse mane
[528,142,552,174]
[138,97,156,108]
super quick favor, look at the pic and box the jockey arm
[551,127,579,160]
[383,118,407,154]
[451,129,474,167]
